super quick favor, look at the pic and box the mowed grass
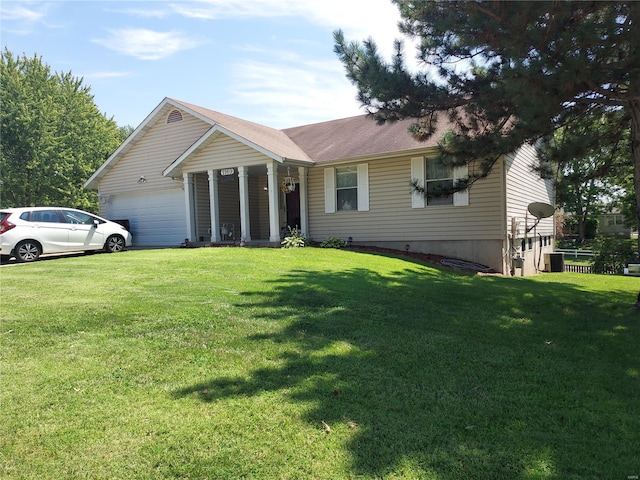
[1,247,639,479]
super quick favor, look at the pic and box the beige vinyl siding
[505,144,554,237]
[182,133,275,173]
[308,155,505,243]
[98,112,210,195]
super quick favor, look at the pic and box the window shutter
[411,157,425,208]
[453,164,469,206]
[324,167,335,213]
[357,163,369,211]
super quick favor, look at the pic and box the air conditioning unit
[544,252,564,272]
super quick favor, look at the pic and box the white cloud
[0,3,46,22]
[93,28,203,60]
[82,71,132,81]
[170,0,407,58]
[205,0,420,127]
[170,0,296,20]
[228,49,365,128]
[0,1,56,34]
[103,7,172,19]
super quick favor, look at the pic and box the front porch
[181,162,309,245]
[182,239,281,248]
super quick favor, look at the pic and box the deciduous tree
[0,48,121,212]
[539,112,631,243]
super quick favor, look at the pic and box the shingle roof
[174,99,452,164]
[86,97,455,190]
[282,114,450,163]
[170,99,312,162]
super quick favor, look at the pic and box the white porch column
[183,173,196,242]
[238,166,251,242]
[298,166,309,238]
[267,161,280,242]
[208,169,221,242]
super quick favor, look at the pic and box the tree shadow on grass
[173,256,640,479]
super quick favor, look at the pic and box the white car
[0,207,132,263]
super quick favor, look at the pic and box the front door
[285,187,301,230]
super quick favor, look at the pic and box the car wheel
[14,240,41,262]
[104,235,125,253]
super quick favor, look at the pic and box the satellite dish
[527,202,555,219]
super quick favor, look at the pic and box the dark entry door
[286,188,301,229]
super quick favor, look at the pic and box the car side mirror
[92,219,100,228]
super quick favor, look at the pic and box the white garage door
[108,189,186,247]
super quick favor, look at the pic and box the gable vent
[167,109,183,124]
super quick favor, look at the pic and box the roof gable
[84,98,215,189]
[162,123,300,178]
[169,99,312,163]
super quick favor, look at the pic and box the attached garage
[105,189,185,247]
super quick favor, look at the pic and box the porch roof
[170,99,313,163]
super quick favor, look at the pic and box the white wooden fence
[555,248,595,260]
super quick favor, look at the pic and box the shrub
[319,237,345,248]
[592,237,638,274]
[281,227,306,248]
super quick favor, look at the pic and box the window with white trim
[411,156,469,208]
[426,157,454,206]
[324,164,369,213]
[336,166,358,211]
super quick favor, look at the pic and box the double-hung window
[411,156,469,208]
[336,166,358,211]
[425,157,454,206]
[324,164,369,213]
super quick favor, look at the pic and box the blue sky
[1,0,410,130]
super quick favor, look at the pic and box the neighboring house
[598,212,635,238]
[84,97,555,275]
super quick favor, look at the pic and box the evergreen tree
[0,49,121,212]
[334,1,640,252]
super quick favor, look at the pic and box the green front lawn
[1,248,638,479]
